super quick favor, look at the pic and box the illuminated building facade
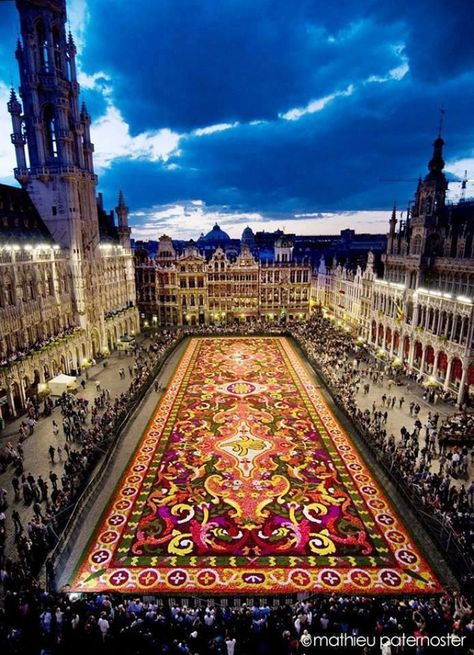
[0,0,138,418]
[314,135,474,405]
[135,233,312,327]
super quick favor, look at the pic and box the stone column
[408,339,415,368]
[419,344,427,373]
[444,313,451,337]
[398,333,404,358]
[457,362,468,407]
[443,357,453,391]
[7,385,17,418]
[451,314,458,341]
[460,316,468,345]
[432,349,439,378]
[436,310,442,336]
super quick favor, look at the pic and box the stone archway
[377,324,384,346]
[437,352,448,380]
[424,345,435,373]
[414,341,423,367]
[385,327,392,349]
[22,375,33,400]
[394,331,400,353]
[11,381,22,413]
[403,335,410,359]
[450,358,463,384]
[90,328,101,357]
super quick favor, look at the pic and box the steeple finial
[80,101,90,121]
[438,106,445,138]
[7,88,21,114]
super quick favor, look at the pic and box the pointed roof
[7,88,21,114]
[428,135,445,176]
[117,190,128,210]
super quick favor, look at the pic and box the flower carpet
[70,337,442,594]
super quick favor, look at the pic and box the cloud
[91,104,181,171]
[0,0,473,237]
[280,85,354,121]
[193,123,239,137]
[129,199,388,241]
[129,200,266,241]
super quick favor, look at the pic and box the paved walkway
[0,342,157,559]
[352,365,472,484]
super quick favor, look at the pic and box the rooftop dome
[199,223,231,243]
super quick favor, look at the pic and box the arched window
[411,235,422,255]
[36,20,49,71]
[4,277,14,305]
[52,26,62,73]
[44,105,58,157]
[28,275,36,300]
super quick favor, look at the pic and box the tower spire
[116,190,131,248]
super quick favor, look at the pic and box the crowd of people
[0,331,180,592]
[0,327,81,369]
[0,588,473,654]
[292,313,474,580]
[439,414,474,446]
[0,319,473,653]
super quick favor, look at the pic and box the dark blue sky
[0,0,473,238]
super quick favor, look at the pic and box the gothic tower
[116,190,131,249]
[408,134,448,260]
[9,0,101,322]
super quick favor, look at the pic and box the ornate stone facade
[136,235,312,327]
[313,135,474,406]
[0,0,138,418]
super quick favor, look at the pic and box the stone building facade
[135,234,312,327]
[0,0,138,418]
[313,135,474,405]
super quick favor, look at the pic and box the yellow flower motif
[167,532,194,556]
[309,529,336,555]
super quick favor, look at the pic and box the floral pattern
[71,337,442,593]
